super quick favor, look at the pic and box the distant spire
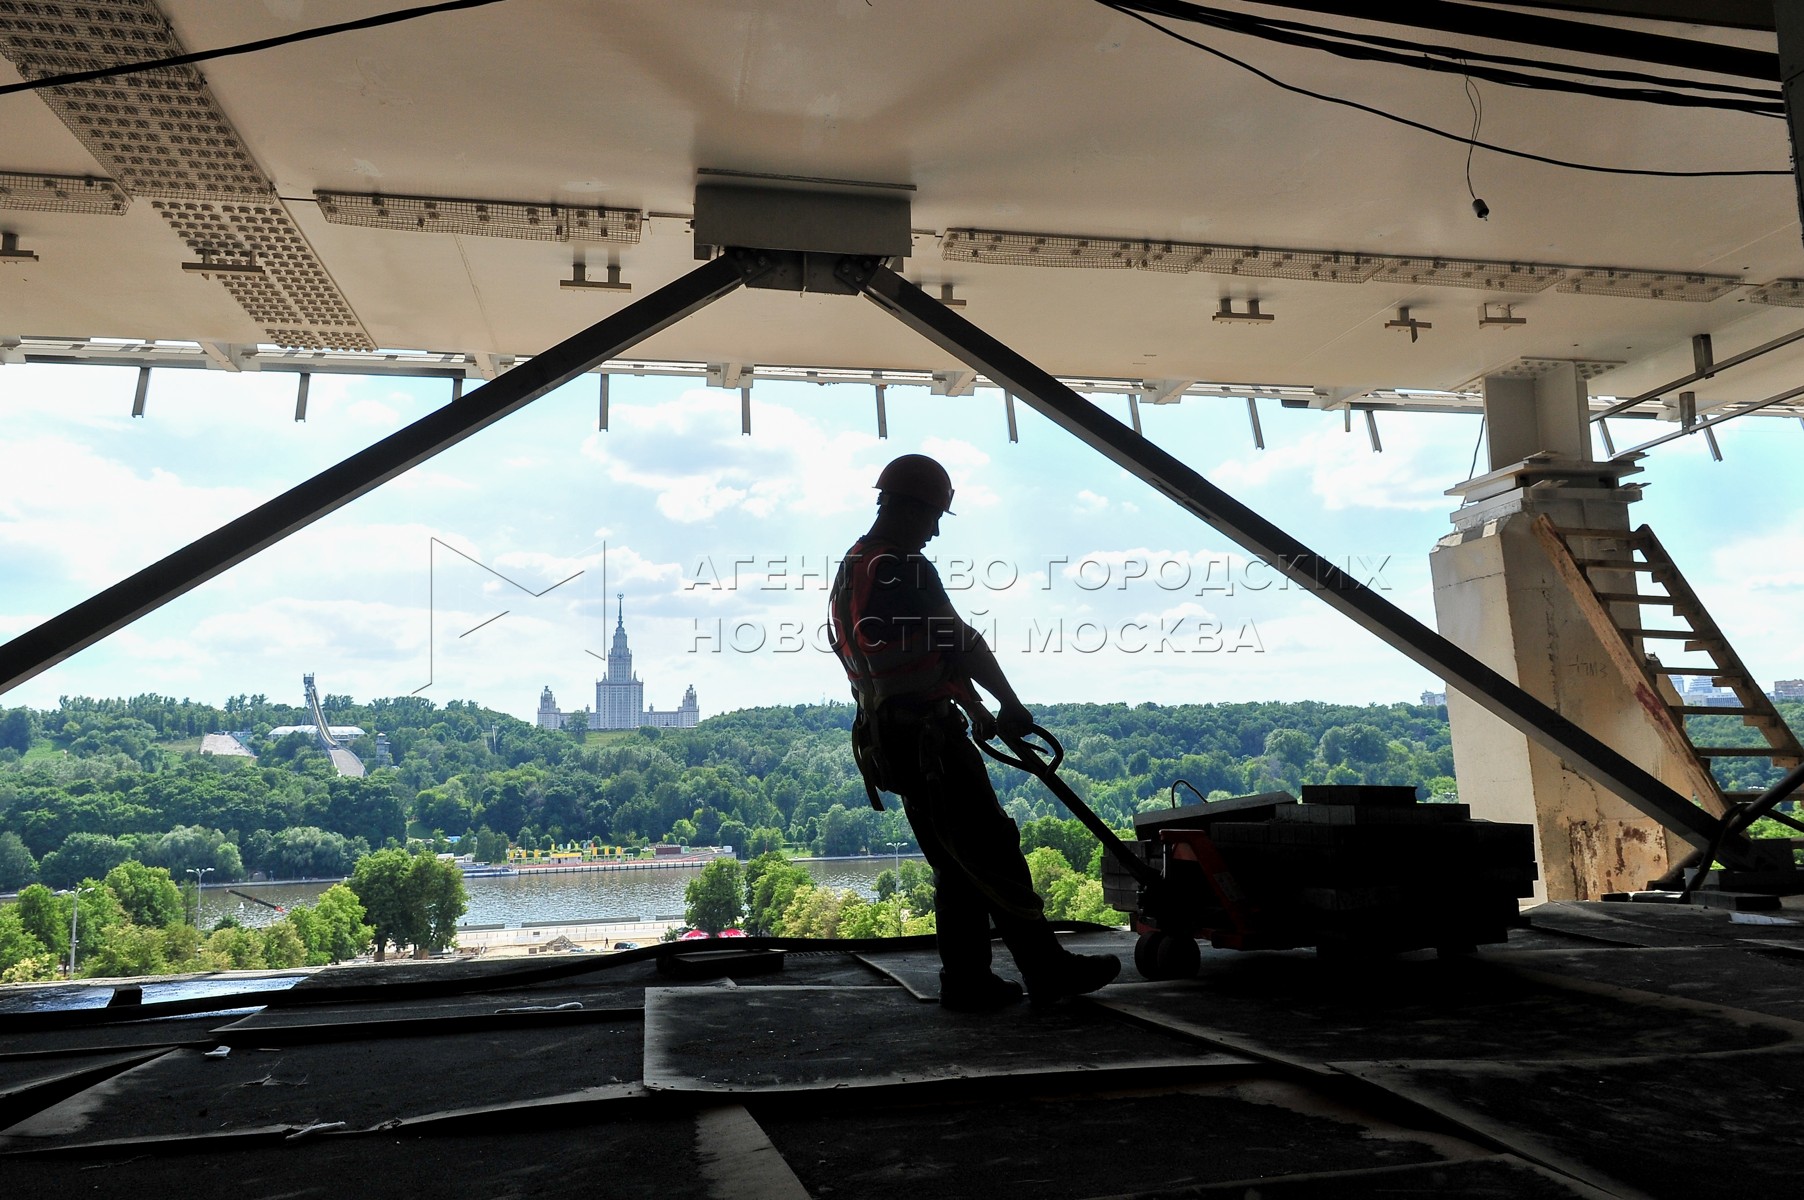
[616,592,624,630]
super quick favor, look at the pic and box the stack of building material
[1106,785,1536,956]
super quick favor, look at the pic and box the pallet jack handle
[979,725,1164,890]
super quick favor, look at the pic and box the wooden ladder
[1533,516,1803,819]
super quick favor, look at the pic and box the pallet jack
[982,727,1538,980]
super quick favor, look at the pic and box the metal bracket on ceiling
[1478,302,1526,329]
[0,336,26,365]
[1385,306,1432,342]
[130,366,149,418]
[563,260,631,293]
[707,362,751,390]
[0,232,37,262]
[1140,378,1194,406]
[294,374,310,423]
[198,341,250,372]
[873,377,889,439]
[931,370,977,397]
[470,352,510,381]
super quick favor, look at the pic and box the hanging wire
[1100,3,1790,178]
[1467,415,1488,480]
[1465,75,1484,203]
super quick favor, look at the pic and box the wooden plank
[1574,558,1654,570]
[1531,515,1728,818]
[1554,527,1651,543]
[1694,746,1794,757]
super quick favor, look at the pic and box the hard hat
[875,454,955,514]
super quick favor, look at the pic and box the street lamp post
[186,866,215,927]
[66,883,96,978]
[885,840,906,936]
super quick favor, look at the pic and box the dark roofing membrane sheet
[1339,1047,1804,1200]
[1092,953,1798,1071]
[642,985,1243,1092]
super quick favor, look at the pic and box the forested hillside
[6,688,1787,893]
[0,692,1463,891]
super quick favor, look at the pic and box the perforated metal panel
[1367,257,1563,293]
[941,229,1383,283]
[1746,279,1804,308]
[1556,268,1743,303]
[942,229,1138,269]
[0,171,131,215]
[942,227,1754,308]
[316,191,643,243]
[0,0,370,350]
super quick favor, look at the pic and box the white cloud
[1211,418,1467,513]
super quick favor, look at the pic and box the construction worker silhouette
[830,453,1120,1010]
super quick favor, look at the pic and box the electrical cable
[1110,1,1783,115]
[1100,3,1791,178]
[1153,2,1782,102]
[1464,76,1483,207]
[0,0,511,99]
[1466,415,1487,482]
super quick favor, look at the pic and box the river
[196,856,918,930]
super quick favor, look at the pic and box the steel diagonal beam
[850,259,1741,859]
[0,253,757,696]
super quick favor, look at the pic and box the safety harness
[830,537,982,809]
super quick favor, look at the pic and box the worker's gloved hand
[997,700,1034,740]
[967,705,998,742]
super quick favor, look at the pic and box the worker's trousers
[877,707,1063,979]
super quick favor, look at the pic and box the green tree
[1024,846,1075,899]
[85,922,170,978]
[260,920,308,969]
[297,883,374,963]
[816,804,871,856]
[13,883,67,962]
[874,859,936,916]
[102,861,183,928]
[347,848,465,959]
[0,906,51,979]
[205,924,267,970]
[38,832,130,889]
[777,884,851,938]
[0,706,33,753]
[684,858,744,933]
[1019,817,1095,876]
[0,831,38,890]
[743,852,813,935]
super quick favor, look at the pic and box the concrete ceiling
[1,0,1800,407]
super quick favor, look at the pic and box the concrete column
[1429,366,1693,901]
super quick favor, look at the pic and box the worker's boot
[1021,950,1120,1005]
[938,970,1024,1012]
[1001,917,1121,1004]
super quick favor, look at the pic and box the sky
[2,359,1800,724]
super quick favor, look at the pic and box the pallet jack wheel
[1155,931,1201,980]
[1133,930,1166,979]
[1134,930,1201,980]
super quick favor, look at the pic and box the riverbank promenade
[455,916,682,954]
